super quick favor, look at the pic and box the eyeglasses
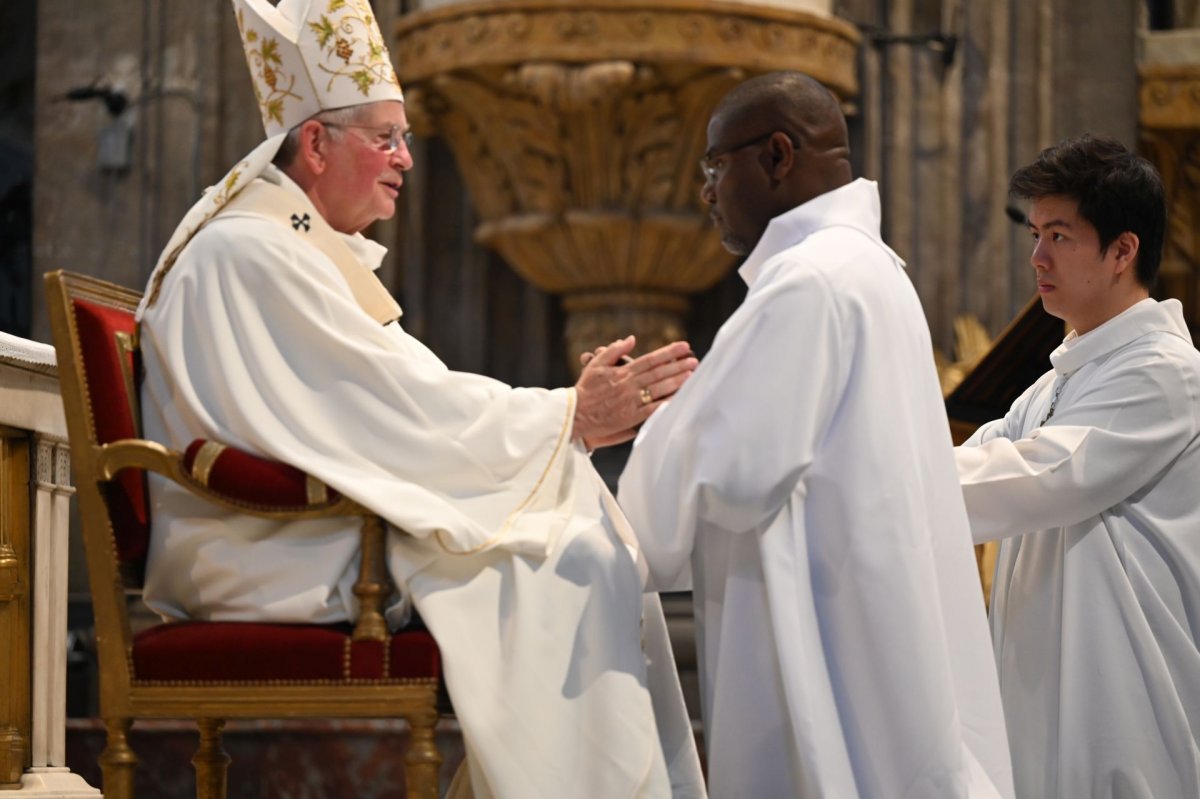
[322,122,413,155]
[699,131,790,183]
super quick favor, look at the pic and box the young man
[136,0,704,795]
[617,71,1013,798]
[956,134,1200,798]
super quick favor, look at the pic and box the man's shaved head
[712,72,849,165]
[701,72,852,255]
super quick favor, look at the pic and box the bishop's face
[321,101,413,234]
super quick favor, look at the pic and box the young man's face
[1026,194,1130,335]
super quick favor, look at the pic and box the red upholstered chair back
[70,297,149,571]
[45,273,151,594]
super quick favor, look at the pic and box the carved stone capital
[32,436,72,495]
[396,0,859,97]
[394,0,860,361]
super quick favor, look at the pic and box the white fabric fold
[958,297,1200,799]
[139,171,705,797]
[620,179,1014,798]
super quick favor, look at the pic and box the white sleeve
[955,346,1199,542]
[141,220,576,560]
[618,265,848,588]
[959,378,1045,448]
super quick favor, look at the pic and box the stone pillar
[0,337,98,796]
[394,0,860,363]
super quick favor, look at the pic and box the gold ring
[639,387,653,405]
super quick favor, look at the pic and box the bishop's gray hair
[271,104,378,169]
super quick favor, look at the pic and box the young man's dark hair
[1009,133,1166,288]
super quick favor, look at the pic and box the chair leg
[404,707,442,799]
[99,717,137,799]
[192,718,231,799]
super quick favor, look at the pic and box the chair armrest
[95,437,392,641]
[94,438,361,518]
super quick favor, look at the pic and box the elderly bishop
[135,1,703,797]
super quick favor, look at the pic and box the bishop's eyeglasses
[322,122,414,155]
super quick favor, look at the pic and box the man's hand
[573,335,697,449]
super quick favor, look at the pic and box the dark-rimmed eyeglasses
[322,122,413,155]
[699,131,791,183]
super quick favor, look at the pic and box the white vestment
[138,167,704,798]
[618,179,1014,798]
[957,298,1200,799]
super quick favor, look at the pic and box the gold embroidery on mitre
[232,0,402,137]
[308,0,402,97]
[237,8,304,129]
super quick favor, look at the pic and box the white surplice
[957,297,1200,799]
[138,166,704,799]
[618,179,1014,798]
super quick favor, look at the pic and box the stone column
[0,338,98,796]
[19,439,95,796]
[394,0,860,363]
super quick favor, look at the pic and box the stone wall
[837,0,1139,353]
[31,1,256,342]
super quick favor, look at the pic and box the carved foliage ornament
[394,2,860,98]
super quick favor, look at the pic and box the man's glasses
[322,122,413,155]
[699,131,791,183]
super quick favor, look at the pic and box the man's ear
[1110,230,1140,279]
[296,119,329,176]
[767,131,797,181]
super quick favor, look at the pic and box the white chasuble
[138,166,704,798]
[619,179,1014,798]
[957,298,1200,799]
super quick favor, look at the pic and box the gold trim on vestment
[190,441,227,487]
[306,474,329,505]
[220,179,401,326]
[433,388,576,556]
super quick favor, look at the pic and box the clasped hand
[573,335,697,449]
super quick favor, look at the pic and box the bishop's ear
[297,119,331,175]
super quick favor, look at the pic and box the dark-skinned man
[619,72,1014,798]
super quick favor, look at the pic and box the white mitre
[140,0,405,315]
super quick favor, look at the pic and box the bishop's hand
[573,335,697,450]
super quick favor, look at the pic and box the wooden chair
[45,270,443,799]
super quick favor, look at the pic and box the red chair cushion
[72,297,149,565]
[132,622,440,682]
[182,440,342,507]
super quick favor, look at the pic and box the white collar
[738,178,901,287]
[1050,297,1193,376]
